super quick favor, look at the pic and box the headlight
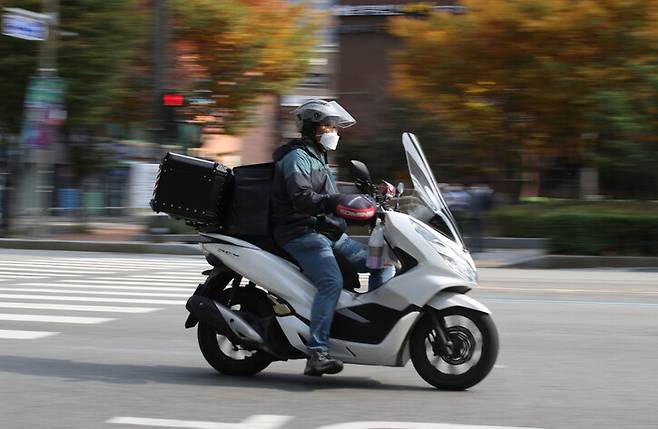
[439,252,477,283]
[414,223,477,282]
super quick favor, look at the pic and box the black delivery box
[150,153,232,226]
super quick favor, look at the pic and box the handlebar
[354,179,399,219]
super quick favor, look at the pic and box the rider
[271,99,395,376]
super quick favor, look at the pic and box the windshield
[401,132,466,249]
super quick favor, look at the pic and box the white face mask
[317,131,340,151]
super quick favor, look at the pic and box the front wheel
[410,308,498,390]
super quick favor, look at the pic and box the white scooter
[184,133,498,390]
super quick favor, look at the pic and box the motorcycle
[184,132,499,390]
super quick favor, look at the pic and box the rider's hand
[328,194,376,221]
[377,181,396,199]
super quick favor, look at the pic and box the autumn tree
[390,0,658,198]
[171,0,320,134]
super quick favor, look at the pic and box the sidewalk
[2,220,657,269]
[471,249,546,268]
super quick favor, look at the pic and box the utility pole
[2,1,60,234]
[153,0,170,146]
[32,0,59,234]
[40,0,58,75]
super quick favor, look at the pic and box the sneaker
[304,351,344,376]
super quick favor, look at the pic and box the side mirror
[396,182,404,196]
[350,160,371,183]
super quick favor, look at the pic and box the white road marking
[63,279,195,286]
[111,277,199,282]
[107,415,293,429]
[0,287,189,298]
[0,294,184,305]
[0,329,58,339]
[0,313,113,324]
[0,265,198,272]
[106,416,541,429]
[23,283,191,292]
[16,258,204,265]
[0,259,190,266]
[0,273,61,278]
[0,302,160,313]
[126,271,205,279]
[0,272,87,277]
[0,263,118,272]
[0,268,112,276]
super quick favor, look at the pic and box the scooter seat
[231,235,300,267]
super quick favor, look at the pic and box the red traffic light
[163,93,184,106]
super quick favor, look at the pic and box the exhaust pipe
[186,296,264,347]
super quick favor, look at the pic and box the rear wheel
[197,287,272,376]
[410,308,498,390]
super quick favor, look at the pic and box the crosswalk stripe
[10,258,204,265]
[128,274,205,278]
[23,283,192,292]
[122,278,201,283]
[0,263,204,271]
[0,267,113,274]
[0,302,160,313]
[128,273,203,277]
[0,293,184,305]
[0,329,58,339]
[0,272,90,277]
[0,287,190,298]
[0,263,121,271]
[0,265,201,272]
[0,273,60,277]
[63,279,197,286]
[0,313,113,324]
[125,272,201,281]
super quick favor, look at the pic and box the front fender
[426,291,491,314]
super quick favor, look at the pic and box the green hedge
[492,202,658,255]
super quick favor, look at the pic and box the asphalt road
[0,249,656,429]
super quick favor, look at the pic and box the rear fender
[184,268,235,329]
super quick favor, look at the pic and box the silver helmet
[291,99,356,132]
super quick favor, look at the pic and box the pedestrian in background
[466,183,494,253]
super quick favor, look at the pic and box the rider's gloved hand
[328,194,376,221]
[377,181,396,199]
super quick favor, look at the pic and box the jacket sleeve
[277,150,338,215]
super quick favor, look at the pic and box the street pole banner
[2,12,48,41]
[20,75,66,149]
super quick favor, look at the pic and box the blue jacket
[271,138,342,244]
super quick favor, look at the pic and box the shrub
[492,202,658,255]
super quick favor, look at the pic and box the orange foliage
[390,0,658,171]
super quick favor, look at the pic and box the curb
[1,238,655,269]
[135,234,549,250]
[503,254,658,269]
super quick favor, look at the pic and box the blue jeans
[282,233,395,353]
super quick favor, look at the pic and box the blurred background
[0,0,657,256]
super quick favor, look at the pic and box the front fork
[427,309,454,356]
